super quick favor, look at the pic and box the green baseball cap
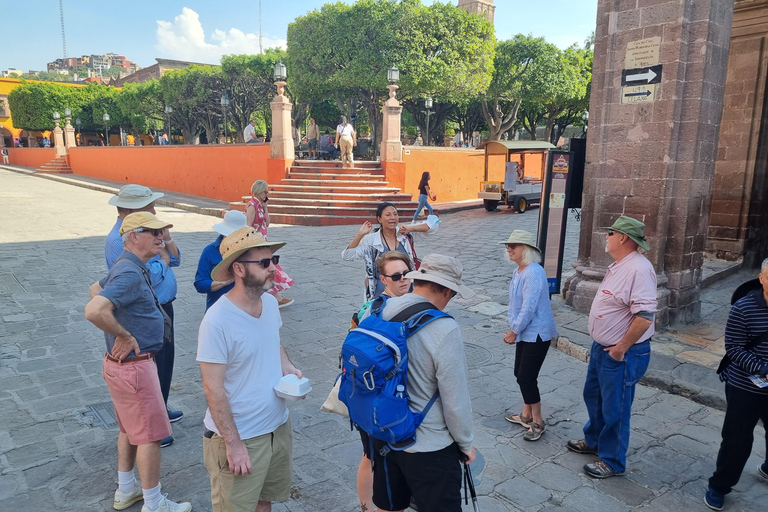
[601,216,650,250]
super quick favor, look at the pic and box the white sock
[143,484,162,511]
[117,470,135,494]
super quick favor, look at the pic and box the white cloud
[155,7,286,63]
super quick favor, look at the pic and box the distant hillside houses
[47,53,140,76]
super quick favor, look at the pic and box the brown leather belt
[105,352,155,364]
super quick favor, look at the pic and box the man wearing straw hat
[197,227,302,512]
[370,253,476,512]
[105,184,183,446]
[85,212,191,512]
[567,215,656,479]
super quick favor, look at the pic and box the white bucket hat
[108,184,164,209]
[499,230,541,254]
[213,210,248,236]
[405,254,474,299]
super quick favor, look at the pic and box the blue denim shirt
[194,236,234,311]
[508,262,558,342]
[106,217,180,304]
[98,251,165,356]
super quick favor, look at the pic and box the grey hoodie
[382,293,474,453]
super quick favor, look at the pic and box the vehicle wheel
[484,200,499,212]
[514,196,527,213]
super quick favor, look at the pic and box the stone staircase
[230,160,430,226]
[36,156,72,174]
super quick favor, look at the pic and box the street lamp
[581,110,589,137]
[274,61,287,82]
[75,118,81,144]
[422,96,434,146]
[220,93,230,143]
[165,105,173,144]
[387,66,399,84]
[64,107,71,117]
[103,112,110,146]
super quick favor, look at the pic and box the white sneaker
[142,494,192,512]
[113,482,143,510]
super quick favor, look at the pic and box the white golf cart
[477,140,556,213]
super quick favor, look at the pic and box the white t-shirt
[244,123,256,142]
[337,123,354,137]
[197,294,288,439]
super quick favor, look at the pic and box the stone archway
[0,126,12,147]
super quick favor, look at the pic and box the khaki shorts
[203,418,292,511]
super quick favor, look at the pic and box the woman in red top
[245,180,294,307]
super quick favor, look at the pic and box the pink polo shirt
[588,251,657,347]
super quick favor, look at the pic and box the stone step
[278,178,390,188]
[36,157,72,174]
[289,166,384,175]
[265,204,430,217]
[286,172,386,181]
[270,184,401,194]
[292,160,381,169]
[269,213,392,226]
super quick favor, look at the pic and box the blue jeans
[582,339,651,473]
[413,194,434,221]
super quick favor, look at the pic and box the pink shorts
[102,355,171,445]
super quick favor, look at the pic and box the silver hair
[504,245,542,266]
[761,257,768,274]
[121,229,142,245]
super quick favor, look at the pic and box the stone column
[64,117,76,148]
[53,121,67,157]
[379,85,403,162]
[269,81,295,160]
[565,0,734,326]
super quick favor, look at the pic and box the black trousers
[156,302,175,406]
[709,384,768,494]
[513,337,551,405]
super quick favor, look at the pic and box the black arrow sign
[624,90,652,98]
[621,65,662,86]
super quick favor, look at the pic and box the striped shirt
[723,290,768,395]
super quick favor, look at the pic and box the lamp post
[220,94,230,143]
[582,110,589,137]
[75,118,81,144]
[165,105,173,144]
[422,96,434,146]
[103,112,110,146]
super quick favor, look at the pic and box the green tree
[446,99,486,145]
[160,65,225,144]
[288,0,494,150]
[115,80,165,139]
[221,50,285,143]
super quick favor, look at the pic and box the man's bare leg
[257,500,271,512]
[117,432,138,472]
[135,441,162,489]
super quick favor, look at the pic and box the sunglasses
[381,272,410,282]
[607,230,616,237]
[238,255,280,268]
[135,228,163,236]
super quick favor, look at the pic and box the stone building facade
[706,0,768,267]
[457,0,495,24]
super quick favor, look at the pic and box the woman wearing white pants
[335,116,357,168]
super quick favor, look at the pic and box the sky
[1,1,597,73]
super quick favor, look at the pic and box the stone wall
[707,0,768,266]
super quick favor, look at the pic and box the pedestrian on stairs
[335,116,357,168]
[246,180,294,308]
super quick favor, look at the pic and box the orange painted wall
[399,147,547,202]
[400,147,506,202]
[67,144,273,202]
[6,148,57,168]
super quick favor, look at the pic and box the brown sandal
[524,422,546,441]
[505,413,532,428]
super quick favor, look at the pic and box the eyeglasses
[381,272,411,282]
[238,255,280,268]
[135,228,163,236]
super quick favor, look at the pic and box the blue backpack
[338,296,451,449]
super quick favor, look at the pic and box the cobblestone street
[0,169,766,511]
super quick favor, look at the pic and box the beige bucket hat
[499,229,541,254]
[404,254,474,299]
[108,184,164,209]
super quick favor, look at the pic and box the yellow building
[0,77,87,147]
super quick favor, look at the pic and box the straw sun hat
[211,227,286,281]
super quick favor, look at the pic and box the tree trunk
[481,97,521,141]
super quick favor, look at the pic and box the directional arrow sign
[625,90,652,98]
[621,84,656,104]
[621,64,662,86]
